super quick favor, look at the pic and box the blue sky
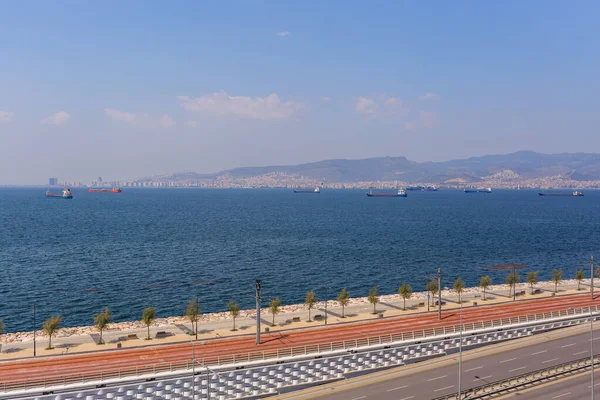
[0,1,598,184]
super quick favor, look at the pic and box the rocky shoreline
[0,279,584,344]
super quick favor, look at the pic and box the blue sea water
[1,187,600,332]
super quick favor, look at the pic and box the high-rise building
[49,177,58,186]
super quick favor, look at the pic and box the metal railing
[432,355,598,399]
[2,304,600,393]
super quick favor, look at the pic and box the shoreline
[0,278,588,344]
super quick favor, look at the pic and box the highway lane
[319,330,600,400]
[1,294,598,385]
[506,371,600,399]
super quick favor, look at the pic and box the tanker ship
[88,188,122,193]
[538,190,583,197]
[367,189,407,197]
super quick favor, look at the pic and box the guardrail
[2,304,600,393]
[432,355,598,399]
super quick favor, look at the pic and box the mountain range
[167,151,600,184]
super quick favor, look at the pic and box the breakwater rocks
[0,279,584,344]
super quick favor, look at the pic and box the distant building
[49,177,58,186]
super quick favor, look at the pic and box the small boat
[539,190,584,197]
[88,187,122,193]
[294,187,320,193]
[46,188,73,199]
[367,189,407,197]
[464,187,492,193]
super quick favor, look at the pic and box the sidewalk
[0,279,592,361]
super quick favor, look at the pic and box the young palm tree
[427,279,439,307]
[576,269,585,290]
[185,299,200,339]
[526,271,539,295]
[506,271,521,300]
[269,298,281,326]
[552,268,563,293]
[453,277,465,304]
[142,307,157,340]
[228,301,240,331]
[0,318,5,337]
[398,283,412,310]
[94,307,112,345]
[43,315,63,350]
[480,276,492,301]
[305,291,317,321]
[368,286,380,314]
[337,288,350,318]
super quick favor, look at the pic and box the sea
[1,187,600,332]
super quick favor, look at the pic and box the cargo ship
[46,188,73,199]
[539,190,584,197]
[293,187,320,193]
[367,189,407,197]
[88,188,122,193]
[406,185,438,192]
[464,187,492,193]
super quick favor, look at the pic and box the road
[506,371,599,399]
[1,294,598,388]
[317,330,599,400]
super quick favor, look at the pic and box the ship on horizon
[46,188,73,199]
[367,189,407,197]
[405,185,438,192]
[293,187,320,193]
[88,187,122,193]
[539,190,583,197]
[464,187,492,193]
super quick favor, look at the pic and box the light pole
[255,280,262,345]
[438,268,442,320]
[592,256,595,300]
[187,334,196,400]
[591,307,595,400]
[321,286,330,325]
[33,303,37,357]
[195,294,199,341]
[457,301,464,399]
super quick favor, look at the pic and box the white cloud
[277,31,291,37]
[0,111,14,123]
[384,97,409,116]
[354,97,379,115]
[104,108,138,124]
[178,91,307,120]
[419,92,440,101]
[404,111,438,131]
[41,111,69,125]
[185,120,198,128]
[159,114,176,129]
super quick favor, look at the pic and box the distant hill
[201,151,600,183]
[150,151,600,185]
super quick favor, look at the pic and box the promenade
[1,284,598,388]
[0,279,591,360]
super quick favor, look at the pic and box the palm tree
[453,277,465,304]
[398,282,412,310]
[526,271,539,295]
[94,307,112,345]
[0,318,5,337]
[427,279,439,307]
[185,299,200,339]
[305,291,317,321]
[142,307,157,340]
[576,269,585,290]
[43,315,63,350]
[552,268,563,293]
[480,276,492,301]
[269,298,281,326]
[228,301,240,331]
[337,288,350,318]
[368,286,380,314]
[506,271,521,300]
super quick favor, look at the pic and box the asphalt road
[504,371,600,399]
[319,331,600,400]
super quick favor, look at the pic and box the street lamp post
[591,307,595,400]
[438,268,442,320]
[255,280,262,345]
[321,286,330,325]
[33,303,37,357]
[592,256,595,300]
[457,299,463,399]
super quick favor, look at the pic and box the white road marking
[434,385,455,392]
[428,375,448,381]
[465,366,483,372]
[542,358,560,364]
[574,350,589,355]
[500,357,517,363]
[351,397,366,400]
[509,366,527,373]
[531,350,547,355]
[399,397,415,400]
[552,393,571,399]
[474,375,492,381]
[387,385,409,392]
[561,343,576,348]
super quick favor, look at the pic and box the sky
[0,1,599,184]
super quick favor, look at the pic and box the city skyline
[1,1,599,184]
